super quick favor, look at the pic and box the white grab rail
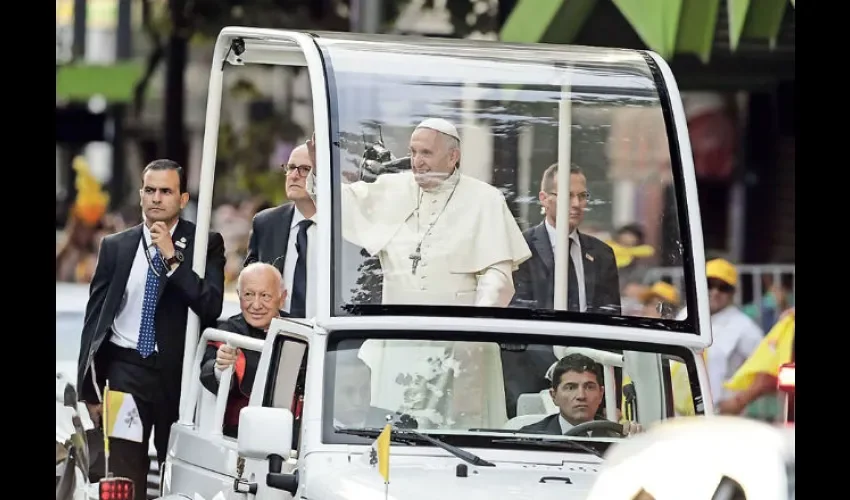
[180,327,265,435]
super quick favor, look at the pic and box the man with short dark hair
[77,159,226,500]
[505,164,621,417]
[512,164,621,313]
[519,353,642,437]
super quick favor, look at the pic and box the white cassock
[342,169,531,307]
[343,169,531,429]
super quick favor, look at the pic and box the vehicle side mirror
[237,407,298,495]
[238,407,293,460]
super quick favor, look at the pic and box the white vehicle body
[586,416,795,500]
[156,28,716,500]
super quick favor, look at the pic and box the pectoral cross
[409,245,422,275]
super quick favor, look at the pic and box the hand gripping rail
[179,328,265,434]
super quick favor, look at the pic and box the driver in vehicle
[519,353,643,437]
[333,355,417,429]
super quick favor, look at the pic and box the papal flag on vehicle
[104,387,144,443]
[361,423,391,484]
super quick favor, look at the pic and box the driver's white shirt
[558,414,576,434]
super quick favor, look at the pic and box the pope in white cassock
[341,118,532,308]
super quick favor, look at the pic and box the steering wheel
[563,420,626,437]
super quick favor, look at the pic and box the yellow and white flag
[104,388,144,443]
[362,423,391,484]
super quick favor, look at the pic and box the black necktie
[290,219,313,317]
[567,239,580,312]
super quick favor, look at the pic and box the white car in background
[585,415,795,500]
[56,282,240,499]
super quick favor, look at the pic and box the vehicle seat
[516,392,546,416]
[516,389,558,416]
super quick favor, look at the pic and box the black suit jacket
[199,311,289,397]
[518,413,619,438]
[512,223,621,314]
[76,219,226,405]
[244,203,295,270]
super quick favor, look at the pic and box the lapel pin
[176,237,187,249]
[585,253,594,262]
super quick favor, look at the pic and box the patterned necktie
[290,219,314,317]
[567,239,580,312]
[138,248,165,358]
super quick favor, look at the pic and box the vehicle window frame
[316,39,701,336]
[263,334,310,450]
[320,329,704,447]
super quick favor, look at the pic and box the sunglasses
[707,280,734,294]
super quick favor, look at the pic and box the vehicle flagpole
[103,379,111,478]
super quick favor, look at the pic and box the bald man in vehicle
[200,262,287,437]
[328,117,531,307]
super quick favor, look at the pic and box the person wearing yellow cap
[704,258,764,406]
[718,308,795,416]
[640,281,680,319]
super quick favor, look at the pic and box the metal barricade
[642,264,795,326]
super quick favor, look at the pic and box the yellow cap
[706,258,738,287]
[642,281,680,306]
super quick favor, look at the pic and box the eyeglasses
[283,164,312,177]
[547,191,590,202]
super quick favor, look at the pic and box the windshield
[56,311,83,362]
[318,36,697,330]
[322,331,703,451]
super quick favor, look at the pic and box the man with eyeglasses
[512,164,621,314]
[703,258,763,407]
[506,164,621,418]
[244,144,316,317]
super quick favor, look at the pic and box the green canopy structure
[500,0,794,63]
[56,61,145,103]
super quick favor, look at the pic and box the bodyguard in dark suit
[76,160,225,500]
[505,165,621,417]
[518,353,642,437]
[512,165,621,314]
[245,144,316,318]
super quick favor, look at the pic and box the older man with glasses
[704,258,764,408]
[244,143,317,318]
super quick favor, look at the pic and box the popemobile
[61,26,721,500]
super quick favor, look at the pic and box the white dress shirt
[283,207,317,315]
[544,220,587,312]
[707,305,764,404]
[110,222,178,352]
[558,414,576,434]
